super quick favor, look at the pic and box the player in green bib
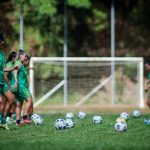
[0,35,15,130]
[23,54,33,119]
[5,51,17,89]
[4,51,18,122]
[144,62,150,124]
[145,62,150,108]
[14,51,33,125]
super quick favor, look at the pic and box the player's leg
[16,101,24,126]
[3,90,14,116]
[28,101,33,119]
[6,102,16,123]
[0,95,7,123]
[18,85,32,123]
[23,96,33,123]
[144,92,150,125]
[12,102,17,121]
[147,96,150,108]
[1,84,15,130]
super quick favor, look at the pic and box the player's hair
[6,51,17,63]
[16,49,25,60]
[18,49,24,53]
[0,32,5,43]
[25,54,30,61]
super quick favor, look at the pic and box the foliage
[35,64,63,80]
[1,0,150,57]
[67,0,91,8]
[92,9,108,32]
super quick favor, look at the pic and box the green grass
[0,113,150,150]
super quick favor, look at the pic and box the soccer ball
[32,115,43,125]
[65,119,75,129]
[55,119,66,129]
[120,112,129,120]
[132,110,141,118]
[92,115,103,124]
[65,112,74,120]
[31,114,40,120]
[77,112,86,119]
[115,122,128,132]
[116,117,126,123]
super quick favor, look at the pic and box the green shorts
[0,82,10,95]
[14,84,31,102]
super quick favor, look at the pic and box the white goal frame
[29,57,144,108]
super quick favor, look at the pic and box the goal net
[29,57,144,108]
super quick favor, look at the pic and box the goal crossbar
[31,57,143,62]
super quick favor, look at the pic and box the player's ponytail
[6,51,17,63]
[0,32,5,43]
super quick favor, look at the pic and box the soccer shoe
[6,117,10,123]
[144,119,150,125]
[16,121,25,126]
[0,124,9,130]
[23,118,32,124]
[6,117,13,124]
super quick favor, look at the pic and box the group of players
[0,35,33,130]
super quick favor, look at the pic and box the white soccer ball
[33,115,43,125]
[120,112,129,120]
[132,110,141,118]
[65,112,74,120]
[92,115,103,124]
[55,119,66,129]
[115,122,128,132]
[77,112,86,119]
[116,117,126,123]
[31,114,40,120]
[65,119,75,129]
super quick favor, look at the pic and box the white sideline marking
[75,76,111,107]
[33,80,65,108]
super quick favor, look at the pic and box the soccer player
[5,51,17,88]
[23,54,33,119]
[4,51,18,122]
[144,62,150,125]
[145,62,150,108]
[0,35,15,130]
[14,51,33,125]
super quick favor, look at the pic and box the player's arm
[145,63,150,71]
[4,66,18,72]
[4,63,13,87]
[145,87,150,92]
[13,69,18,89]
[0,95,2,102]
[13,61,21,89]
[4,72,11,88]
[145,82,150,92]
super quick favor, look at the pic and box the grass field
[0,113,150,150]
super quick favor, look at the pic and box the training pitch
[0,113,150,150]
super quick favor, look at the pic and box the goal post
[29,57,144,108]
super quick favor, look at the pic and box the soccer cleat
[0,124,9,130]
[16,121,25,126]
[6,117,13,124]
[6,117,10,123]
[144,119,150,125]
[23,118,32,124]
